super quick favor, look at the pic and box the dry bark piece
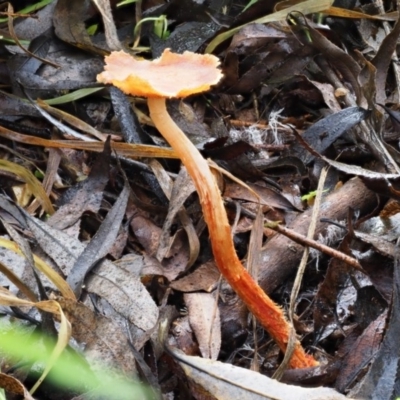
[98,49,317,368]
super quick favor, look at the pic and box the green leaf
[42,87,104,105]
[205,0,334,53]
[242,0,258,13]
[301,189,328,201]
[0,0,55,23]
[86,23,99,36]
[0,322,151,399]
[117,0,140,7]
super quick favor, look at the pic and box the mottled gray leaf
[67,179,130,297]
[292,107,369,164]
[25,214,158,331]
[48,138,111,230]
[87,256,158,331]
[168,347,350,400]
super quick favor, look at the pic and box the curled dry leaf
[0,237,76,300]
[0,159,54,214]
[152,162,199,267]
[0,373,35,399]
[184,292,221,360]
[168,346,351,400]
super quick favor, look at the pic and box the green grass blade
[205,0,334,53]
[43,87,104,105]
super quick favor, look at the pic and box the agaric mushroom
[97,49,317,369]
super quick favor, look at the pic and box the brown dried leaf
[308,80,341,112]
[58,298,137,375]
[171,315,199,356]
[90,0,122,51]
[290,13,362,104]
[171,262,220,292]
[86,255,159,331]
[0,373,35,399]
[336,312,386,392]
[184,292,221,360]
[349,253,400,399]
[224,182,300,211]
[150,162,198,267]
[53,0,108,55]
[372,13,400,104]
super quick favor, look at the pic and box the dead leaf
[289,12,362,103]
[372,13,400,104]
[224,181,300,211]
[86,255,159,331]
[67,178,130,297]
[184,292,221,360]
[291,107,369,164]
[48,137,111,230]
[0,373,35,399]
[168,346,350,400]
[349,251,400,399]
[335,312,386,392]
[23,214,159,333]
[171,261,220,292]
[53,0,108,55]
[58,298,137,376]
[90,0,122,51]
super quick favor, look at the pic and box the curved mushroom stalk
[148,97,316,369]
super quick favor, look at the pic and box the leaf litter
[2,0,400,399]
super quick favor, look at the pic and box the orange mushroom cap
[97,49,223,98]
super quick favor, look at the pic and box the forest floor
[1,0,400,399]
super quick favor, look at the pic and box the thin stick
[267,223,363,272]
[226,199,363,271]
[274,167,328,379]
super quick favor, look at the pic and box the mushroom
[97,49,317,368]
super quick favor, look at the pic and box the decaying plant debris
[2,0,400,399]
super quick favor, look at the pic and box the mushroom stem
[148,97,317,369]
